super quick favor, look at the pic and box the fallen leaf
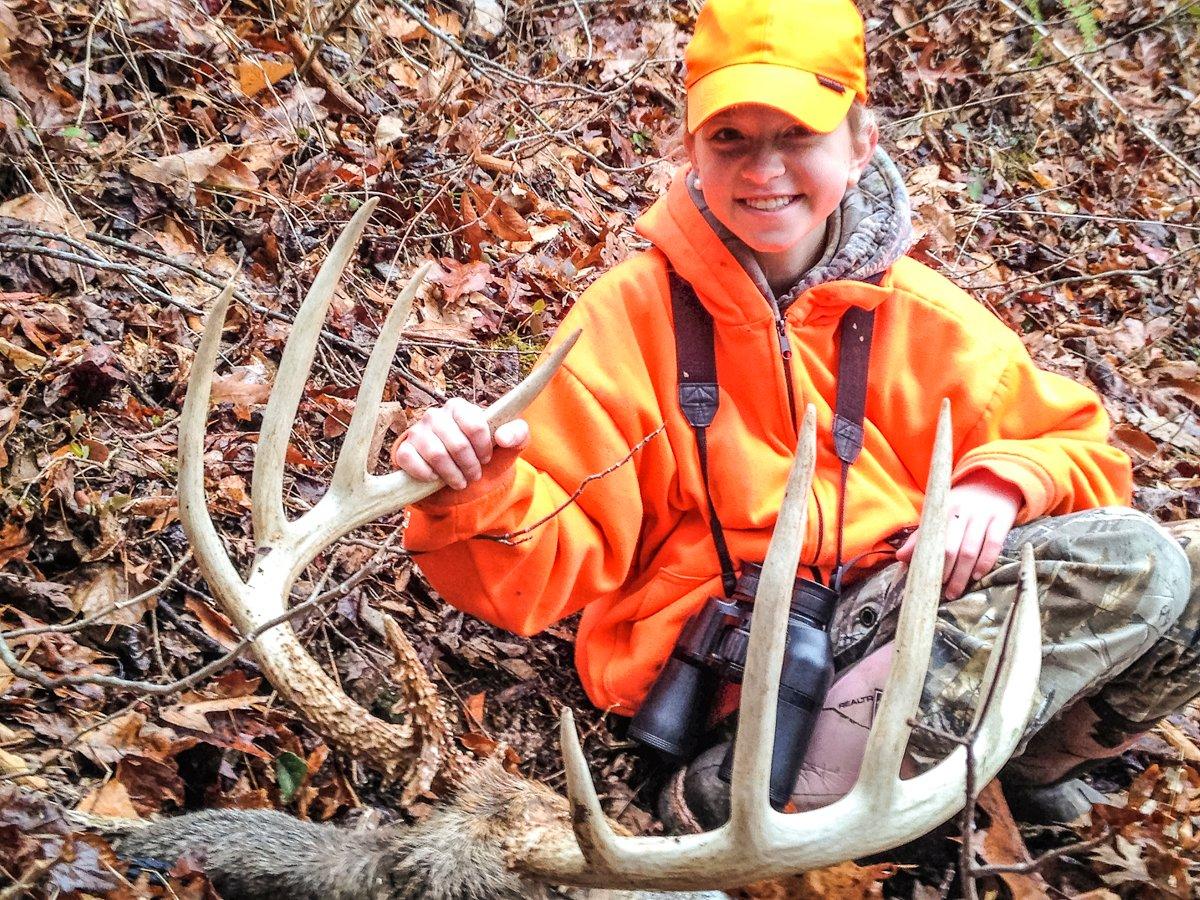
[236,55,294,97]
[159,695,259,733]
[184,597,241,650]
[975,779,1050,899]
[375,114,406,147]
[78,778,141,818]
[129,145,260,195]
[72,563,146,627]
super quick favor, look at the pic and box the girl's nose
[742,145,786,184]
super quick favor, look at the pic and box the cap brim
[687,63,855,134]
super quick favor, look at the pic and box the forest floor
[0,0,1198,896]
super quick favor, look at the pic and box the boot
[1002,698,1139,824]
[1002,776,1109,825]
[657,743,732,835]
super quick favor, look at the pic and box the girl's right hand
[390,397,530,490]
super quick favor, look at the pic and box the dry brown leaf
[0,520,32,568]
[71,563,146,627]
[159,696,260,733]
[210,365,272,408]
[78,778,141,818]
[975,779,1050,899]
[236,55,294,97]
[0,335,47,372]
[129,145,260,195]
[0,747,47,789]
[184,597,241,650]
[0,192,90,237]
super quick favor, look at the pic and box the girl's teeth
[744,196,792,211]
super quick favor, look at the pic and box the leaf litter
[0,0,1198,897]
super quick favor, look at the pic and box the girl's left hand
[896,471,1024,600]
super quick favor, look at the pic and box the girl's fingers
[447,398,495,465]
[426,407,484,486]
[493,419,530,450]
[942,509,968,589]
[392,437,440,483]
[945,512,989,599]
[972,516,1011,581]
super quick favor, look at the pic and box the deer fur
[107,759,565,900]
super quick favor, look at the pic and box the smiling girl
[393,0,1198,831]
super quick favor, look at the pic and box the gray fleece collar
[686,147,913,309]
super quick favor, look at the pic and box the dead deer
[97,197,1043,898]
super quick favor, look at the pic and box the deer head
[153,197,1043,896]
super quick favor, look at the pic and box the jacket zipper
[773,302,825,569]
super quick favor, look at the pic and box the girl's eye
[709,127,742,142]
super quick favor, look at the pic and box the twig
[477,424,665,545]
[0,231,446,402]
[286,30,367,117]
[972,830,1112,876]
[996,0,1200,187]
[3,552,193,638]
[0,538,406,696]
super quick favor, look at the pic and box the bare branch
[477,424,665,545]
[0,538,405,696]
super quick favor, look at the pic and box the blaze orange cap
[685,0,868,134]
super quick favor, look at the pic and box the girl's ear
[847,117,879,188]
[683,128,697,171]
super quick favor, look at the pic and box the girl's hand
[896,471,1023,600]
[390,397,529,490]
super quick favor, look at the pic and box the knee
[1035,508,1191,632]
[1099,509,1191,630]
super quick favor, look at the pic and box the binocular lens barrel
[628,656,719,758]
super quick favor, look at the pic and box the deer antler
[178,197,579,801]
[507,402,1043,890]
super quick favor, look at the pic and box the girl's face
[686,104,877,291]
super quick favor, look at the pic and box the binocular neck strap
[669,270,739,597]
[668,270,876,595]
[832,304,875,583]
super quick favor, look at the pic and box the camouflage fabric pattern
[831,509,1198,761]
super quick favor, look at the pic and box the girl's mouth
[740,195,798,212]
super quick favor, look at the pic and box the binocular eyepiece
[628,563,838,809]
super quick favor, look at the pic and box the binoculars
[629,563,837,808]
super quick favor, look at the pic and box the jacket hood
[635,147,912,325]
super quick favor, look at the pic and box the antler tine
[561,709,623,868]
[349,330,582,523]
[960,541,1041,769]
[726,404,818,843]
[252,197,381,548]
[178,278,248,612]
[329,260,434,496]
[853,398,954,803]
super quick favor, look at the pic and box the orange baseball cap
[685,0,868,134]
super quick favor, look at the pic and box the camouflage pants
[830,508,1199,762]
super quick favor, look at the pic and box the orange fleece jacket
[404,171,1132,714]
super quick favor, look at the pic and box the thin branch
[3,552,193,638]
[0,540,406,696]
[972,830,1112,876]
[476,424,665,545]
